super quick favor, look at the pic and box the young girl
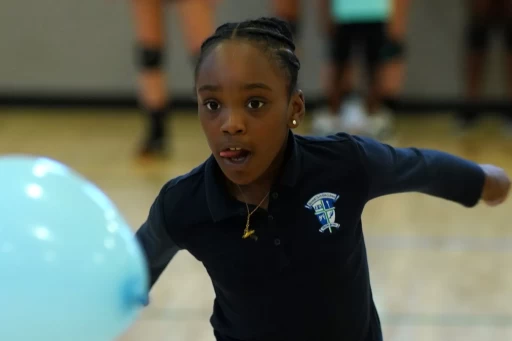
[131,0,217,159]
[135,17,510,341]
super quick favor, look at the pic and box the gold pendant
[243,215,258,241]
[242,229,256,239]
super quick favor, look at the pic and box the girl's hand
[480,164,511,206]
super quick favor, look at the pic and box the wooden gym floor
[1,109,511,341]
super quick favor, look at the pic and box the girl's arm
[352,135,491,207]
[136,191,180,291]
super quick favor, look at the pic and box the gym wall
[0,0,507,106]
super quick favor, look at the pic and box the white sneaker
[365,107,395,139]
[311,109,342,136]
[339,99,369,135]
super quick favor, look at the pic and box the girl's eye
[205,101,221,111]
[247,100,265,110]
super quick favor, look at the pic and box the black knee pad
[137,45,164,70]
[466,19,491,52]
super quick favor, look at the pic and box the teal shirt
[331,0,391,23]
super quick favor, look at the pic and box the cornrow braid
[194,17,301,96]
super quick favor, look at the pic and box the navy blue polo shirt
[136,131,485,341]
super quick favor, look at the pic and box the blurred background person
[131,0,218,160]
[313,0,394,139]
[457,0,512,134]
[313,0,409,140]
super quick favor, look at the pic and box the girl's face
[196,40,304,186]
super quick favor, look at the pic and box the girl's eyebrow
[242,83,273,91]
[198,83,273,93]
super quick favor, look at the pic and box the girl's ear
[288,90,305,129]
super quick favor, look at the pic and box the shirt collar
[205,130,302,222]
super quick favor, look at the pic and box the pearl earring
[292,119,297,126]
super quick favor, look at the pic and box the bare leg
[310,60,354,135]
[176,0,217,57]
[271,0,300,19]
[460,0,494,126]
[131,0,168,158]
[380,0,411,98]
[364,23,387,116]
[271,0,301,34]
[271,0,301,58]
[365,76,382,115]
[327,62,354,116]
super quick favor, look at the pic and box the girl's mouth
[220,147,252,164]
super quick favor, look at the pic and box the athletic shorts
[329,22,387,73]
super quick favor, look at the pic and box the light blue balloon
[0,155,149,341]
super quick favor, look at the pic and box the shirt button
[272,192,279,199]
[274,238,281,246]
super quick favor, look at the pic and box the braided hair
[194,17,301,96]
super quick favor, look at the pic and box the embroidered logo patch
[305,192,340,233]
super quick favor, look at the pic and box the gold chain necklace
[237,185,269,240]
